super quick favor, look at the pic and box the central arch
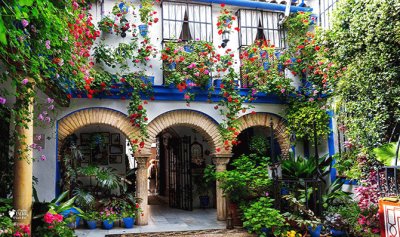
[144,110,224,154]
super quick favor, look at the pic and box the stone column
[13,82,35,225]
[213,154,232,221]
[135,154,150,225]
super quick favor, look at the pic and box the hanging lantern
[221,30,230,48]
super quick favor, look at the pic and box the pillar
[13,82,35,225]
[135,154,150,225]
[213,154,232,221]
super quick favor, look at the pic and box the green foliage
[282,195,321,230]
[216,155,271,202]
[325,0,400,148]
[78,211,99,221]
[373,142,399,166]
[281,154,331,179]
[242,197,287,236]
[285,102,331,143]
[324,201,361,233]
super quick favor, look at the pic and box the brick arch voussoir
[58,108,140,144]
[145,110,223,155]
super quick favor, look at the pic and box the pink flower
[21,19,29,28]
[0,97,6,104]
[45,40,51,50]
[13,231,22,237]
[48,105,55,110]
[47,98,54,104]
[54,214,63,222]
[44,212,54,224]
[308,98,314,102]
[184,94,190,100]
[281,89,285,93]
[204,70,209,75]
[38,114,44,121]
[22,78,29,85]
[40,155,46,161]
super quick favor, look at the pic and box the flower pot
[86,220,97,229]
[102,220,114,230]
[141,76,154,85]
[138,24,148,37]
[184,45,193,53]
[261,227,270,235]
[229,203,243,226]
[263,62,270,70]
[308,225,322,237]
[278,63,284,72]
[123,217,135,228]
[60,208,81,227]
[330,228,347,237]
[223,19,231,27]
[199,196,210,208]
[168,62,176,70]
[260,50,268,58]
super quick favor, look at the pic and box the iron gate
[169,136,193,211]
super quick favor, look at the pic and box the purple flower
[38,114,44,121]
[45,117,51,123]
[35,134,42,141]
[45,40,51,50]
[21,19,29,28]
[0,97,6,105]
[47,98,54,104]
[22,78,29,85]
[40,155,46,161]
[48,105,54,110]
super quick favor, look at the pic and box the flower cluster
[216,4,239,35]
[0,224,30,237]
[100,208,118,221]
[44,212,64,224]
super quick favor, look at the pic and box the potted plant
[100,208,118,230]
[324,213,347,237]
[79,211,99,229]
[120,204,137,228]
[242,196,287,236]
[98,16,115,34]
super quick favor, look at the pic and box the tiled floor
[75,205,225,237]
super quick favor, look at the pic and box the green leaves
[18,0,34,6]
[0,16,6,45]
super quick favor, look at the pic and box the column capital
[212,153,232,166]
[135,154,151,168]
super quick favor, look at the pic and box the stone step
[106,228,255,237]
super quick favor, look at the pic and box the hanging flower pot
[263,62,270,70]
[123,217,135,228]
[223,19,231,27]
[138,24,149,37]
[260,50,268,58]
[184,45,193,53]
[168,62,176,70]
[141,76,155,84]
[278,63,284,72]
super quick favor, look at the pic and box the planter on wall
[138,25,148,37]
[213,79,239,89]
[308,225,322,237]
[330,228,347,237]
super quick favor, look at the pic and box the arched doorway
[144,110,227,224]
[57,108,140,193]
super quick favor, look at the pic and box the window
[319,0,338,29]
[238,9,286,49]
[162,1,212,42]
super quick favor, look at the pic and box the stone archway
[58,107,139,142]
[236,112,290,159]
[144,110,224,154]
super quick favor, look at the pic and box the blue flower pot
[274,51,281,59]
[278,63,284,72]
[138,24,148,37]
[331,228,347,237]
[102,220,114,230]
[184,45,193,53]
[281,187,290,195]
[263,62,270,70]
[261,227,270,235]
[60,208,81,227]
[123,217,135,228]
[291,57,297,63]
[260,50,268,58]
[168,62,176,70]
[308,225,322,237]
[141,76,154,85]
[86,220,97,229]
